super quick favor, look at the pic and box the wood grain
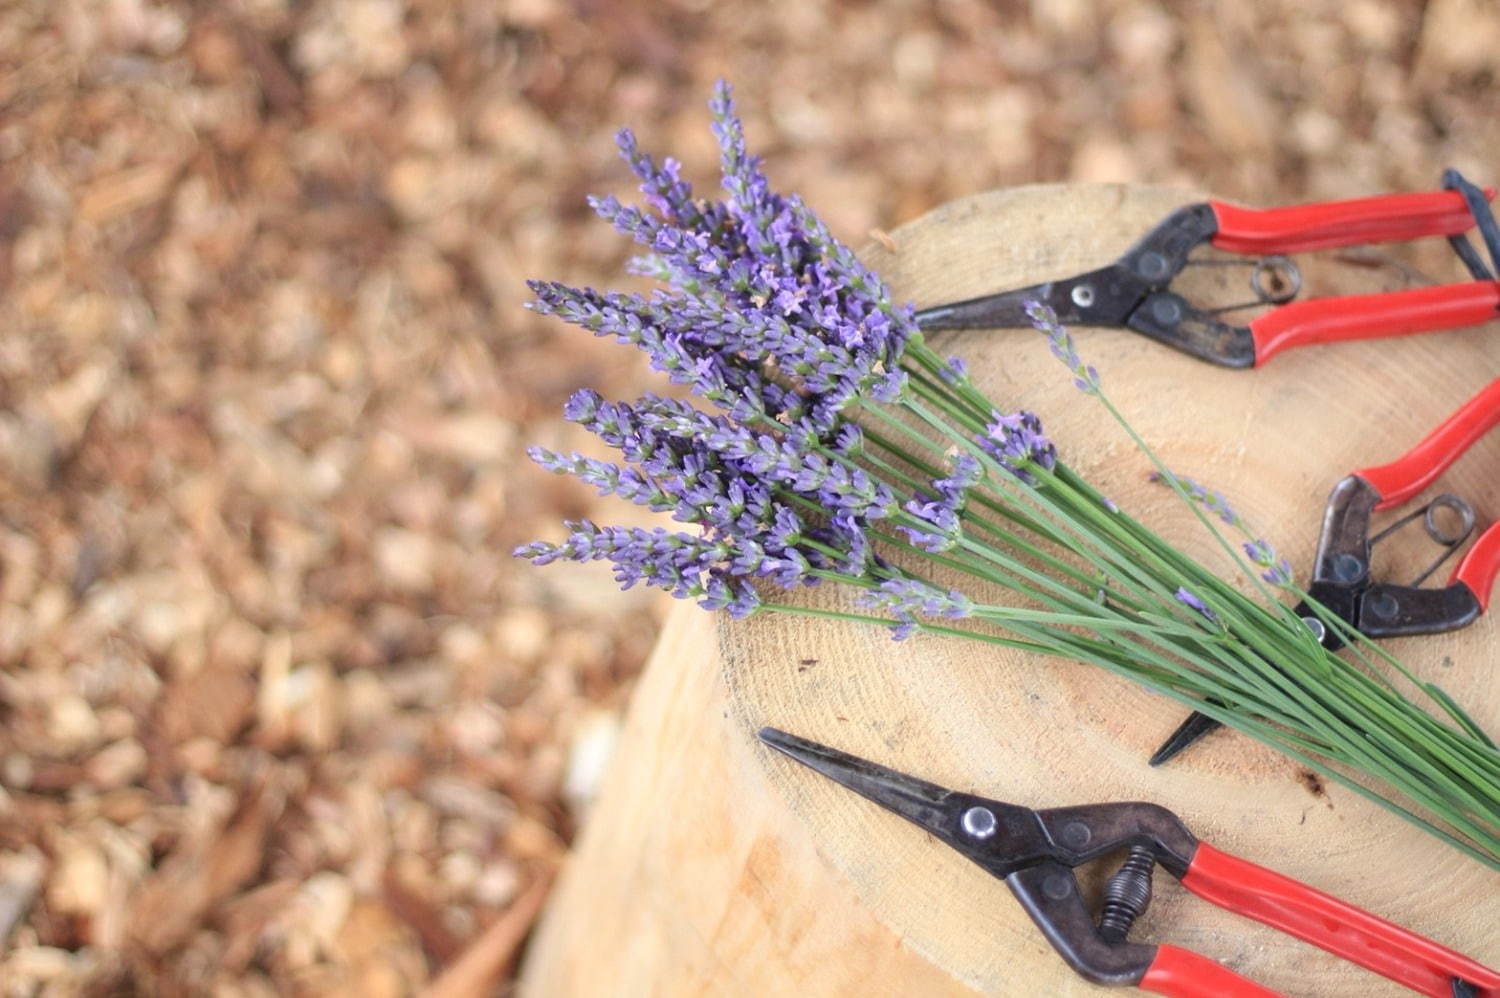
[520,184,1500,997]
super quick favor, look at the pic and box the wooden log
[518,183,1500,996]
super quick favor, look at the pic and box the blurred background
[0,0,1496,994]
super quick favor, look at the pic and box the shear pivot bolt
[1070,284,1095,309]
[961,806,998,840]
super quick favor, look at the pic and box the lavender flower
[899,492,962,552]
[1150,470,1241,526]
[527,81,920,484]
[699,571,763,619]
[835,423,865,456]
[1026,300,1100,394]
[1244,538,1295,586]
[978,410,1057,484]
[896,452,989,552]
[939,356,968,385]
[935,453,983,503]
[827,511,871,576]
[889,619,920,641]
[858,577,975,639]
[527,446,674,513]
[860,577,975,619]
[1173,586,1220,625]
[516,520,723,588]
[615,128,712,229]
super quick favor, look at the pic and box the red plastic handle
[1452,522,1500,611]
[1354,375,1500,509]
[1138,944,1282,998]
[1248,281,1500,366]
[1209,188,1495,255]
[1180,843,1500,997]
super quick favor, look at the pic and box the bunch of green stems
[760,330,1500,870]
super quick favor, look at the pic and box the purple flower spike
[899,493,961,552]
[1150,470,1242,527]
[889,618,919,641]
[533,81,918,437]
[978,409,1056,484]
[1243,539,1296,586]
[1025,300,1100,395]
[858,577,975,637]
[1174,586,1220,625]
[520,82,929,611]
[939,356,968,385]
[615,128,711,229]
[835,423,865,455]
[699,571,762,618]
[936,453,983,503]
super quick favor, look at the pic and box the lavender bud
[858,577,974,621]
[1025,299,1100,395]
[1174,586,1220,625]
[978,409,1056,484]
[939,356,968,384]
[1150,470,1241,526]
[1243,538,1296,586]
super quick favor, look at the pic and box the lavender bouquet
[518,84,1500,869]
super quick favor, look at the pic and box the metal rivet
[1302,616,1327,644]
[1150,295,1182,325]
[1332,553,1366,584]
[1137,251,1169,281]
[1368,591,1400,620]
[1070,284,1095,309]
[1043,873,1073,901]
[1061,821,1091,849]
[961,805,998,840]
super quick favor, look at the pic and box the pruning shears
[914,171,1500,368]
[1150,375,1500,765]
[758,727,1499,998]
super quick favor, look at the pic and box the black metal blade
[915,282,1063,330]
[913,264,1142,332]
[758,727,1057,882]
[1146,710,1224,767]
[757,727,954,831]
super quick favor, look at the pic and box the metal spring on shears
[1369,493,1476,587]
[1186,253,1304,315]
[1098,845,1156,943]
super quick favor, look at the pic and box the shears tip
[754,725,959,832]
[756,725,793,748]
[1147,710,1224,766]
[755,726,851,771]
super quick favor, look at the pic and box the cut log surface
[519,184,1500,997]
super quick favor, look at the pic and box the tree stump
[518,184,1500,996]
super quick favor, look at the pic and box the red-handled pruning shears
[758,727,1499,997]
[914,170,1500,368]
[1150,375,1500,765]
